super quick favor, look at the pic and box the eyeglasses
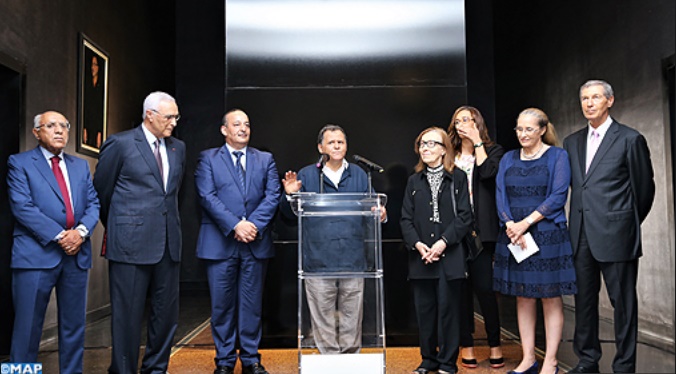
[580,94,605,104]
[453,116,475,126]
[418,140,444,149]
[151,109,181,122]
[513,127,539,134]
[37,122,71,131]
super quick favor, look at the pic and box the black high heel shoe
[507,361,538,374]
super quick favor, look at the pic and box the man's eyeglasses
[453,116,475,126]
[37,122,70,131]
[514,127,538,134]
[151,109,181,122]
[418,140,444,149]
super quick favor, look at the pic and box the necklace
[521,143,544,160]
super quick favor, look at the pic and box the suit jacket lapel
[219,145,245,196]
[165,137,177,192]
[245,149,254,194]
[576,129,588,180]
[134,126,164,191]
[585,122,619,179]
[32,147,64,205]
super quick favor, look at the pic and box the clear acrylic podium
[289,192,387,374]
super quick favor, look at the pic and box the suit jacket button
[429,217,433,221]
[162,211,167,216]
[430,233,435,237]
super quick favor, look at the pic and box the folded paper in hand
[507,232,539,263]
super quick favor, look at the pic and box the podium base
[301,352,384,373]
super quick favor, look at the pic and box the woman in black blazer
[448,106,506,369]
[401,127,472,374]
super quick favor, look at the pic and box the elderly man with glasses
[7,110,100,373]
[95,91,186,374]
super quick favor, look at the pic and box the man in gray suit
[94,91,186,374]
[563,80,655,373]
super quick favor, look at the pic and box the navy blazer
[563,120,655,262]
[7,147,100,270]
[195,145,281,260]
[94,125,186,264]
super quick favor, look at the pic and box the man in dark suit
[8,111,100,373]
[563,80,655,373]
[195,109,280,374]
[94,92,186,374]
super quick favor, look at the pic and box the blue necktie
[233,151,246,192]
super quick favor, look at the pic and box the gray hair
[33,113,42,129]
[580,79,614,99]
[317,124,347,144]
[142,91,176,120]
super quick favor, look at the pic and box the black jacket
[471,144,505,242]
[400,168,472,280]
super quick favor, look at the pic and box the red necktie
[51,156,75,229]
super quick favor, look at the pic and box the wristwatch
[473,142,484,148]
[525,216,534,225]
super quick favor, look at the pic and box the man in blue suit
[8,110,100,373]
[94,92,186,374]
[195,109,281,374]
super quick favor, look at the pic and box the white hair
[142,91,176,120]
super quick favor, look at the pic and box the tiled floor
[1,292,674,373]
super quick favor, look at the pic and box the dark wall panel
[226,0,466,88]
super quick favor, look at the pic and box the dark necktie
[154,139,164,184]
[51,156,75,229]
[233,151,246,192]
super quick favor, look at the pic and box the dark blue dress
[493,147,577,298]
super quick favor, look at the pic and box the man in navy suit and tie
[94,92,186,374]
[195,109,281,374]
[7,110,100,373]
[564,80,655,373]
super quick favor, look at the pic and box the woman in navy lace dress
[494,108,576,374]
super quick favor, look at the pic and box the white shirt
[142,124,169,189]
[323,159,349,188]
[225,144,248,171]
[586,116,613,170]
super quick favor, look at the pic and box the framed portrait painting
[77,33,108,157]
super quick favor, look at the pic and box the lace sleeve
[495,151,513,224]
[537,148,571,218]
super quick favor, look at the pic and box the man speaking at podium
[282,124,386,354]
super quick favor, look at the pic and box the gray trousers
[305,278,364,354]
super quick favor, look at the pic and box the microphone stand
[366,168,373,198]
[319,168,324,194]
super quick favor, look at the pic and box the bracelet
[473,142,484,148]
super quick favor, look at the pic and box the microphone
[353,155,384,173]
[315,153,328,168]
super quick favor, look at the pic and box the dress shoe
[461,357,478,368]
[507,360,538,374]
[213,366,234,374]
[568,363,599,373]
[411,367,436,374]
[242,363,269,374]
